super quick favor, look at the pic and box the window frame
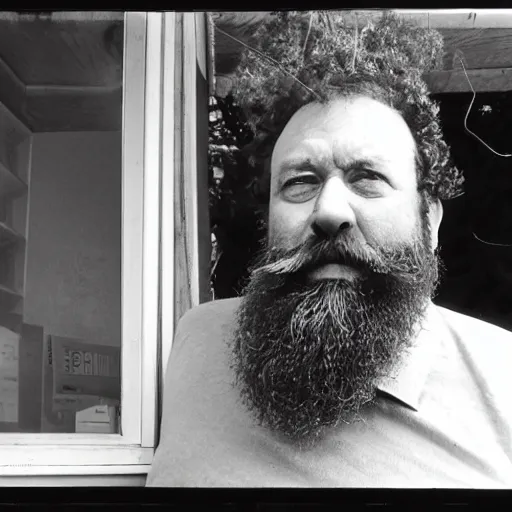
[0,11,165,476]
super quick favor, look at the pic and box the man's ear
[428,199,443,250]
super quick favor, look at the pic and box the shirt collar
[375,302,443,412]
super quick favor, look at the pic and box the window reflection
[0,12,123,433]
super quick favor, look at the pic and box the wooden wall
[173,13,212,329]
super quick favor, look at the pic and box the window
[0,11,177,482]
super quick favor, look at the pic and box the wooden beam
[160,11,176,387]
[425,67,512,94]
[173,12,212,327]
[339,10,512,29]
[195,12,213,306]
[397,10,512,29]
[440,28,512,70]
[177,13,201,314]
[173,13,190,327]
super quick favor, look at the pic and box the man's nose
[311,177,356,239]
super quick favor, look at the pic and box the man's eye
[350,169,381,182]
[281,176,320,202]
[348,169,388,198]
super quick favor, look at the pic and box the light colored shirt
[147,297,512,488]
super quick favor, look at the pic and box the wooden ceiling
[0,12,123,132]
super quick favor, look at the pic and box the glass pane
[0,12,124,433]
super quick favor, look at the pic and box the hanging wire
[350,12,359,74]
[457,52,512,158]
[473,232,512,247]
[455,51,512,246]
[302,11,314,56]
[214,25,322,102]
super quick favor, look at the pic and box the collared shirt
[147,297,512,488]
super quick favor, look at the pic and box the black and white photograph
[0,8,511,495]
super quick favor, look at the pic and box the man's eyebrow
[279,157,316,172]
[336,156,387,170]
[279,156,386,172]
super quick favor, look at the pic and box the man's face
[231,95,443,448]
[269,96,432,268]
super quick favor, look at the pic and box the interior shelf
[0,160,28,199]
[0,221,25,249]
[0,283,22,309]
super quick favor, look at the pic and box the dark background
[211,91,512,333]
[433,91,512,331]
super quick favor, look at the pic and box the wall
[24,131,122,347]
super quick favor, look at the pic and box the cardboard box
[75,404,118,434]
[51,335,120,400]
[41,334,120,433]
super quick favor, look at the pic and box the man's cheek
[268,224,293,250]
[361,208,418,246]
[269,212,308,250]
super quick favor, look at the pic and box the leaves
[231,11,444,133]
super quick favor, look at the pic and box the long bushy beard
[230,231,441,448]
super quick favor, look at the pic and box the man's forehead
[271,96,416,171]
[286,95,399,124]
[278,151,394,172]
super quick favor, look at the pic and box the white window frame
[160,11,176,393]
[0,11,169,477]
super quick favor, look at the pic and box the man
[147,77,512,487]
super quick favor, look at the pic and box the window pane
[0,12,124,433]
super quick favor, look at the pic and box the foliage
[234,11,443,127]
[208,95,265,297]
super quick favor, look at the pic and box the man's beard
[230,228,442,448]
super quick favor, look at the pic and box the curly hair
[231,11,465,203]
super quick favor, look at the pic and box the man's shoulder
[174,297,242,341]
[434,304,512,353]
[166,297,243,368]
[178,297,242,326]
[433,305,512,425]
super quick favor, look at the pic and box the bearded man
[147,76,512,488]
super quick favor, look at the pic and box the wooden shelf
[0,283,22,309]
[0,221,25,249]
[0,160,27,199]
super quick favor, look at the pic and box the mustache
[250,234,428,280]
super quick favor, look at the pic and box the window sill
[0,468,148,486]
[0,445,153,470]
